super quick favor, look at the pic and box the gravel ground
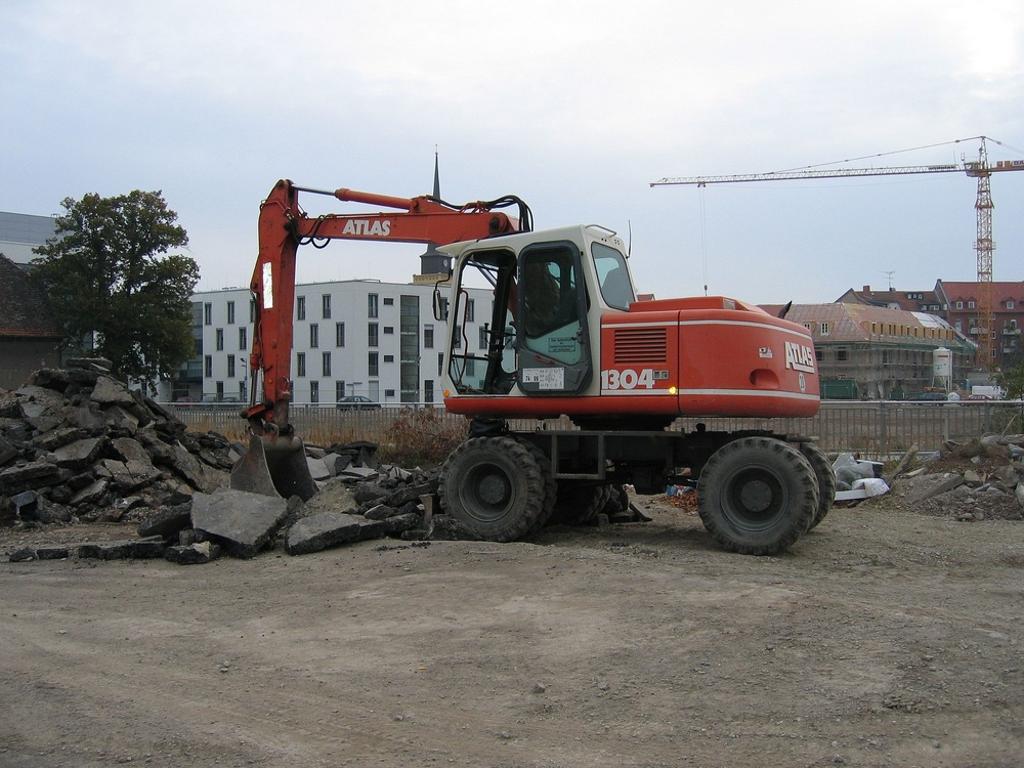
[1,498,1022,768]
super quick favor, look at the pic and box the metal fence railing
[163,400,1024,461]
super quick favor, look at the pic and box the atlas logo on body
[784,341,815,373]
[342,219,392,237]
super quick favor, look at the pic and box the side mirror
[432,283,449,321]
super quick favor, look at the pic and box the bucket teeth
[230,435,318,501]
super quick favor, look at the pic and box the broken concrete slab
[103,405,140,433]
[137,503,193,540]
[50,436,108,470]
[320,452,346,476]
[0,461,61,493]
[33,427,89,452]
[9,544,72,562]
[76,536,166,560]
[191,488,290,558]
[383,512,421,536]
[100,458,161,493]
[0,435,18,466]
[90,376,136,406]
[70,478,109,507]
[285,512,386,555]
[164,541,221,565]
[363,503,398,520]
[306,456,331,481]
[906,473,965,504]
[340,465,379,480]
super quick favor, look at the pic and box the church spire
[418,148,451,276]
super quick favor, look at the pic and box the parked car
[336,395,382,411]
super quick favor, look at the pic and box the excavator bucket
[230,434,318,501]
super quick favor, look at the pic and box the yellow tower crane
[651,136,1024,370]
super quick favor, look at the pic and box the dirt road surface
[2,501,1022,767]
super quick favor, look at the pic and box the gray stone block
[33,427,88,452]
[75,536,166,560]
[907,473,965,504]
[286,512,386,555]
[191,488,290,558]
[364,504,398,520]
[164,541,221,565]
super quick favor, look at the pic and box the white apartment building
[161,279,494,405]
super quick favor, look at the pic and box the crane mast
[652,136,1024,371]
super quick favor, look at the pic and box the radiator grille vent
[613,327,667,364]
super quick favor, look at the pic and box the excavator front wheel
[697,436,818,555]
[439,436,548,541]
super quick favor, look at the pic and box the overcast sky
[2,1,1022,304]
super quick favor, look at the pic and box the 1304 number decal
[601,368,657,390]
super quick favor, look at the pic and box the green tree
[32,190,199,385]
[997,361,1024,399]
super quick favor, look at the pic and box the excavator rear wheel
[697,436,818,555]
[439,436,548,542]
[799,442,836,530]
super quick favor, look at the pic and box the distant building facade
[765,302,973,399]
[838,280,1024,370]
[0,211,56,265]
[159,278,493,405]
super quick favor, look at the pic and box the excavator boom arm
[245,178,526,431]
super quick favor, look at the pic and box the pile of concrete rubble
[0,360,231,527]
[890,434,1024,521]
[1,363,475,564]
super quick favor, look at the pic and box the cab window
[591,243,634,310]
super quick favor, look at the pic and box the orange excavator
[233,179,834,555]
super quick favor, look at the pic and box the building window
[955,319,962,331]
[322,294,331,319]
[215,328,224,351]
[424,325,434,349]
[227,354,236,378]
[250,299,256,322]
[438,296,449,320]
[335,380,346,402]
[385,389,396,398]
[453,323,462,348]
[216,381,224,400]
[384,354,394,363]
[227,301,235,325]
[479,326,489,349]
[802,322,813,332]
[204,355,212,378]
[815,349,823,361]
[297,296,306,320]
[335,322,345,347]
[836,349,848,361]
[310,323,319,348]
[968,300,976,309]
[310,381,319,404]
[368,323,379,347]
[383,326,394,335]
[819,322,830,336]
[239,381,247,400]
[467,299,475,322]
[322,351,331,376]
[239,327,247,351]
[368,293,379,318]
[956,301,963,310]
[383,297,394,306]
[437,353,443,376]
[424,380,434,403]
[204,303,212,325]
[297,352,306,377]
[1007,300,1016,310]
[368,352,379,376]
